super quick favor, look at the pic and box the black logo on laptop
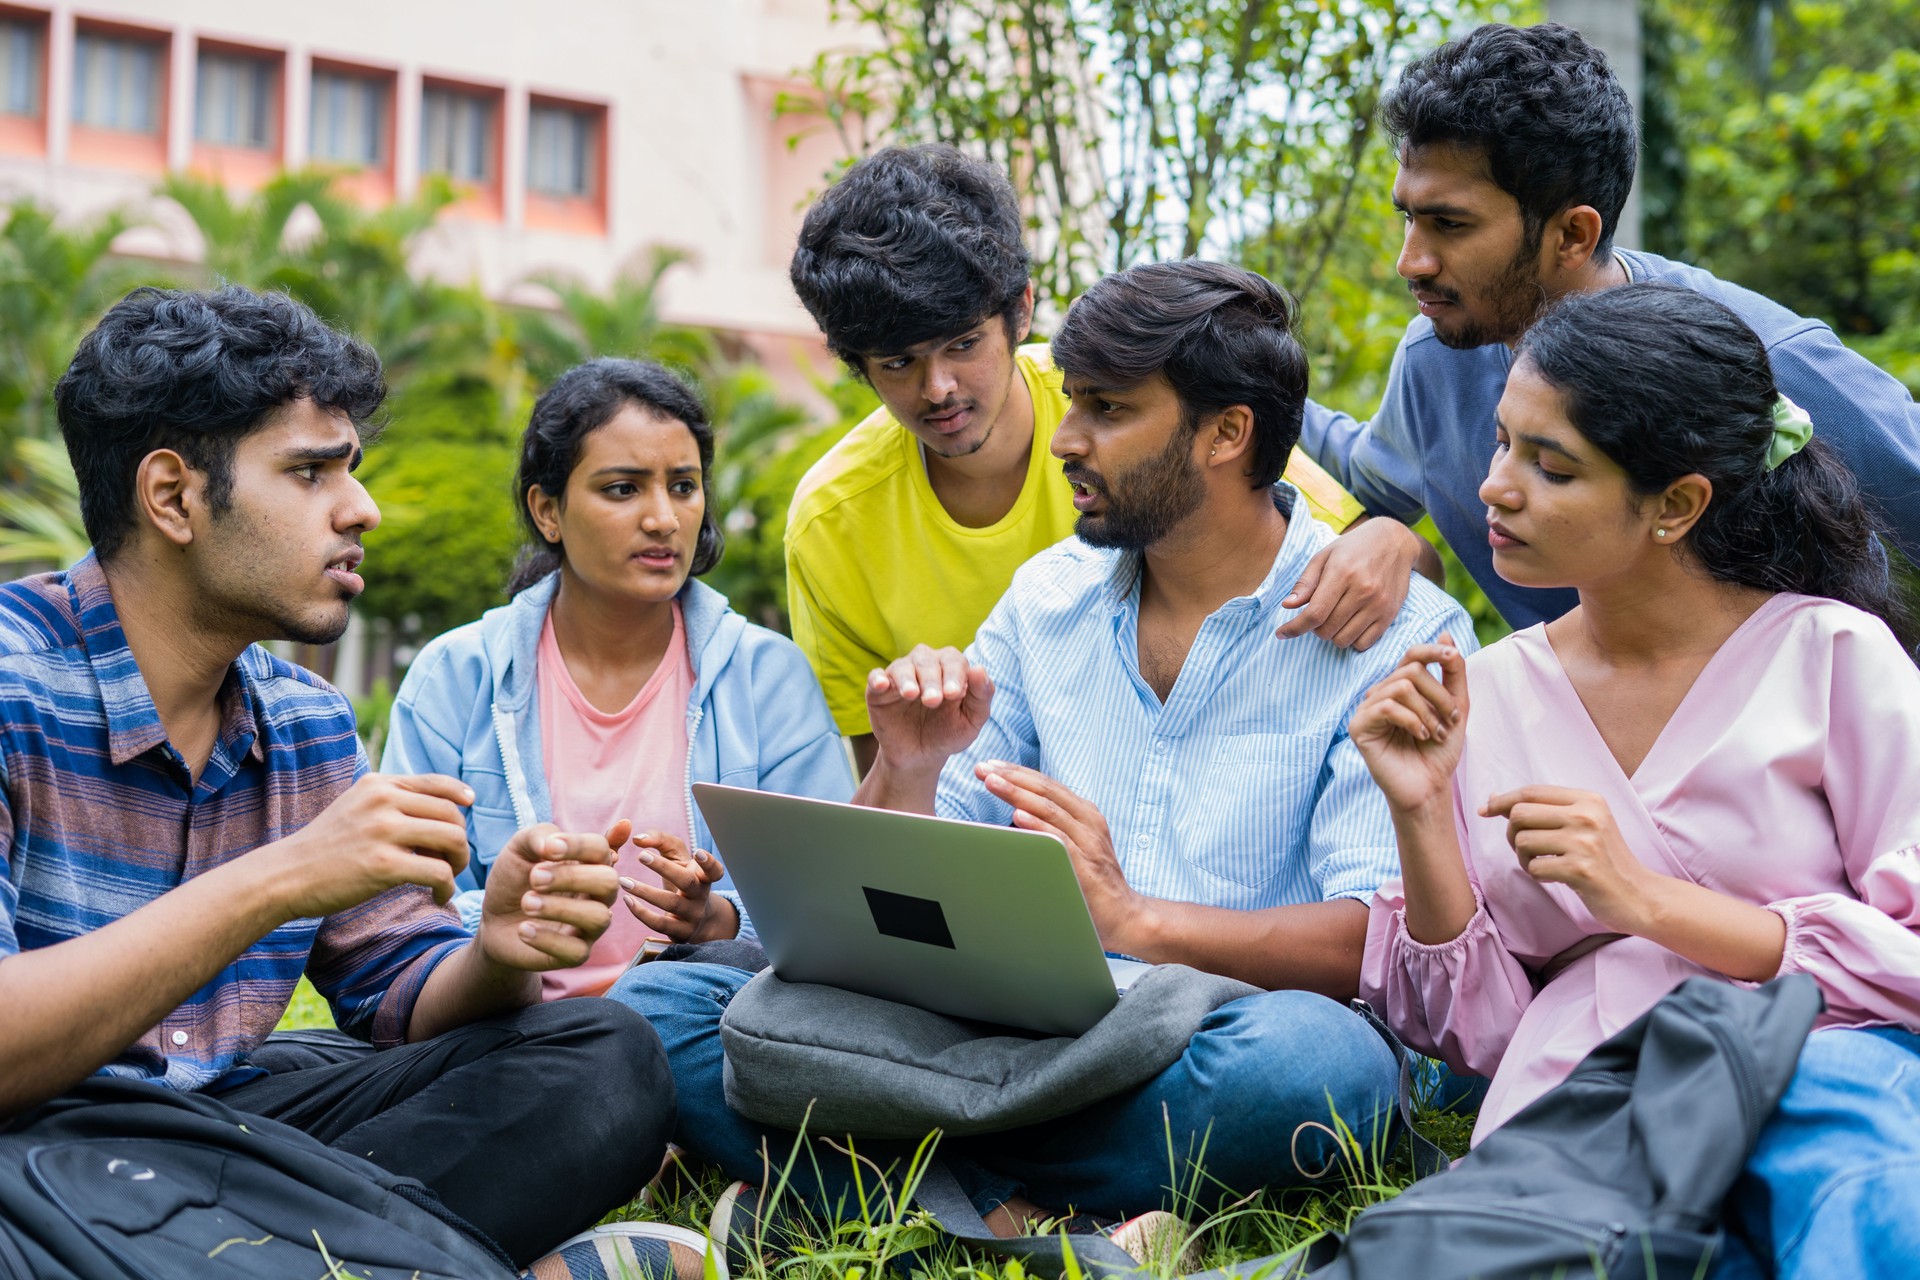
[862,887,957,950]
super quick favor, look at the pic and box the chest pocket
[1181,732,1327,891]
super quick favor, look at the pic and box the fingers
[519,828,620,867]
[603,818,633,852]
[623,891,695,941]
[520,884,613,933]
[1277,546,1329,621]
[1276,575,1337,640]
[977,761,1098,823]
[873,645,972,708]
[527,860,620,903]
[1480,785,1590,818]
[389,773,477,806]
[514,919,597,965]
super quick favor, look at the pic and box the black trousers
[218,998,675,1266]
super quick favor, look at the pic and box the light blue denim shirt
[382,573,855,937]
[936,488,1477,909]
[1299,249,1920,631]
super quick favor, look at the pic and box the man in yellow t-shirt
[786,145,1436,771]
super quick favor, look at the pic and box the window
[2,17,43,118]
[527,101,596,198]
[72,31,163,133]
[420,85,494,184]
[195,49,275,149]
[309,68,387,167]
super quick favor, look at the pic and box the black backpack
[914,975,1824,1280]
[0,1076,520,1280]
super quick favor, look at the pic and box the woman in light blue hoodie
[383,359,852,995]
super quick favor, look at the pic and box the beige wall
[0,0,856,360]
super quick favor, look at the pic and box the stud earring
[1655,528,1668,539]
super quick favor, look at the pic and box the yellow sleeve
[785,537,882,738]
[1282,447,1368,531]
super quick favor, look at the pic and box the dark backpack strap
[1349,1000,1449,1180]
[911,1158,1337,1279]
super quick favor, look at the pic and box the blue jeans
[1713,1025,1920,1279]
[608,961,1400,1219]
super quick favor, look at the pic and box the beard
[194,508,359,648]
[1068,427,1207,552]
[1420,237,1547,350]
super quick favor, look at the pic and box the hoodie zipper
[491,702,536,831]
[682,704,706,848]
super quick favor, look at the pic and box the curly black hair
[54,285,386,561]
[508,358,724,595]
[789,144,1031,373]
[1383,22,1638,254]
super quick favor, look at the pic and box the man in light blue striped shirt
[854,260,1477,1226]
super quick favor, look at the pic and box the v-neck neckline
[1533,594,1787,787]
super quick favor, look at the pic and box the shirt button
[1154,739,1168,752]
[170,1030,188,1047]
[1136,834,1150,847]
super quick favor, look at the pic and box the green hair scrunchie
[1767,394,1814,471]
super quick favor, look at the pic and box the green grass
[600,1099,1477,1280]
[276,984,1475,1277]
[278,976,336,1032]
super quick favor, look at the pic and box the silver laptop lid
[692,783,1120,1035]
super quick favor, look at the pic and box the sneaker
[524,1221,724,1280]
[708,1180,798,1271]
[1101,1210,1203,1272]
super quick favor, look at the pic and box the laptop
[691,783,1150,1036]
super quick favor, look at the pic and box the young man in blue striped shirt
[0,288,685,1276]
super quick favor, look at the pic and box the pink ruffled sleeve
[1767,616,1920,1027]
[1361,811,1538,1078]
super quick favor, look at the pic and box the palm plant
[515,246,719,386]
[0,201,151,452]
[0,437,87,570]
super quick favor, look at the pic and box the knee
[607,961,749,1020]
[1196,991,1398,1133]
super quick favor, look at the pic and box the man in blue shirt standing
[1295,22,1920,632]
[624,260,1474,1246]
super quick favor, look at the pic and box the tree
[793,0,1469,315]
[515,246,719,387]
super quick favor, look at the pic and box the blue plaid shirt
[0,554,469,1092]
[937,490,1477,908]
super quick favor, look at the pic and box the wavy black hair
[789,144,1031,373]
[1050,259,1308,490]
[508,358,723,595]
[1518,283,1911,640]
[53,285,386,561]
[1383,23,1637,255]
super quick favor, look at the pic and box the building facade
[0,0,854,373]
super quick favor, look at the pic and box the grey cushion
[719,963,1259,1138]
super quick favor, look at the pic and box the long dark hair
[1518,282,1911,641]
[508,358,724,595]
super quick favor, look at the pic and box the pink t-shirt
[535,603,695,1000]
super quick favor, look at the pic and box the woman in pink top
[1351,284,1920,1278]
[385,361,853,999]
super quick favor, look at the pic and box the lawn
[276,982,1472,1278]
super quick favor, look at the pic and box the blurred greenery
[5,0,1917,668]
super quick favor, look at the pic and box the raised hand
[476,823,621,972]
[264,773,475,917]
[865,644,994,774]
[622,830,737,943]
[1349,634,1469,812]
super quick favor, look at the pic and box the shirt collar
[1100,483,1324,618]
[68,552,266,769]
